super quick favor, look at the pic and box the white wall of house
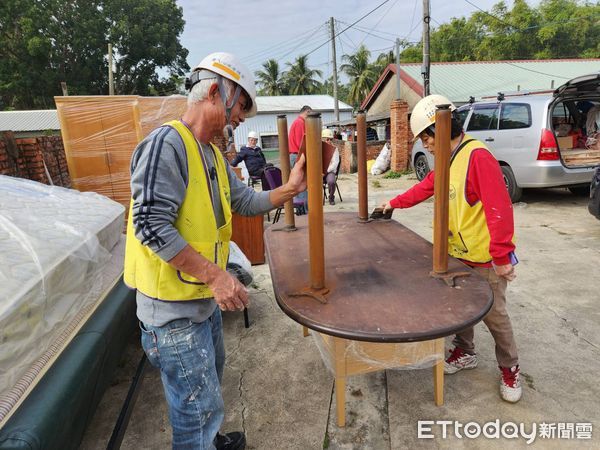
[234,110,353,149]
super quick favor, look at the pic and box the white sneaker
[444,347,478,374]
[500,365,522,403]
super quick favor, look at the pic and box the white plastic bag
[371,143,391,175]
[227,241,253,286]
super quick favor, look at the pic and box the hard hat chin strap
[216,75,242,125]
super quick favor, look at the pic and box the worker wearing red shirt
[289,105,312,157]
[288,105,312,213]
[381,95,522,403]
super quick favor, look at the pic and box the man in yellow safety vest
[124,52,306,449]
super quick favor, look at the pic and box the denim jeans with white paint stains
[140,307,225,450]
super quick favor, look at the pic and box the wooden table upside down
[265,212,493,427]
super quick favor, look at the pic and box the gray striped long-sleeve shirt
[130,124,274,326]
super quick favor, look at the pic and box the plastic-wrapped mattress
[0,175,125,412]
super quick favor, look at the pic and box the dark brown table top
[265,212,493,343]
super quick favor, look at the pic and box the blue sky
[174,0,541,80]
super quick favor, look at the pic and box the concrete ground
[80,171,600,450]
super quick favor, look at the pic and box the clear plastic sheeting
[0,175,125,403]
[312,332,444,376]
[54,95,187,211]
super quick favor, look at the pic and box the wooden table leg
[302,326,309,337]
[333,337,347,427]
[433,338,444,406]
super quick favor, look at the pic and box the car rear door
[464,102,499,151]
[493,102,533,183]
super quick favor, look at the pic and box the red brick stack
[0,132,71,187]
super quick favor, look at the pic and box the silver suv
[411,73,600,202]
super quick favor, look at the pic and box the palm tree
[283,55,323,95]
[373,50,395,74]
[340,45,379,107]
[255,59,285,96]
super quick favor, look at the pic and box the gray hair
[187,76,237,107]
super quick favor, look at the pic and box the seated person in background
[322,128,340,205]
[231,131,268,177]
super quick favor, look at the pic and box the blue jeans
[140,308,225,450]
[289,153,308,211]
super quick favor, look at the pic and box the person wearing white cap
[380,94,522,404]
[124,52,306,449]
[321,128,340,205]
[231,131,268,177]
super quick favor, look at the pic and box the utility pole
[108,43,114,95]
[395,38,402,100]
[422,0,431,96]
[330,17,340,123]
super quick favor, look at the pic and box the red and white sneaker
[444,347,478,374]
[500,365,522,403]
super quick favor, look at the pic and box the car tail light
[537,129,560,161]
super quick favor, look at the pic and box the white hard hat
[189,52,258,118]
[321,128,334,139]
[248,131,258,139]
[410,94,456,138]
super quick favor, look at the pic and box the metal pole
[422,0,431,96]
[306,112,325,290]
[330,17,340,123]
[108,43,114,95]
[277,115,295,230]
[357,111,368,221]
[395,38,402,100]
[432,105,451,274]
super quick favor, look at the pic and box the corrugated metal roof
[256,95,353,113]
[399,59,600,103]
[0,109,60,132]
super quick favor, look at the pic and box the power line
[404,0,419,40]
[276,23,329,62]
[304,0,393,58]
[244,22,327,61]
[502,61,571,80]
[336,21,397,43]
[463,0,516,29]
[358,0,401,47]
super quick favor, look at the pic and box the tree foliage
[340,45,379,107]
[0,0,189,109]
[283,55,323,95]
[401,0,599,62]
[255,59,285,96]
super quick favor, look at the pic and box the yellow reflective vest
[448,135,496,264]
[124,120,232,301]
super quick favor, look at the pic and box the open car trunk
[551,73,600,168]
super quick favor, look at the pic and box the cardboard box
[557,135,574,149]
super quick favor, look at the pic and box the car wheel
[414,154,430,181]
[568,185,590,196]
[501,165,522,203]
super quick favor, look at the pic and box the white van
[411,73,600,202]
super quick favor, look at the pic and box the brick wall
[390,100,411,172]
[0,132,71,187]
[334,139,387,173]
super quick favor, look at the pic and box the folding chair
[262,166,306,223]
